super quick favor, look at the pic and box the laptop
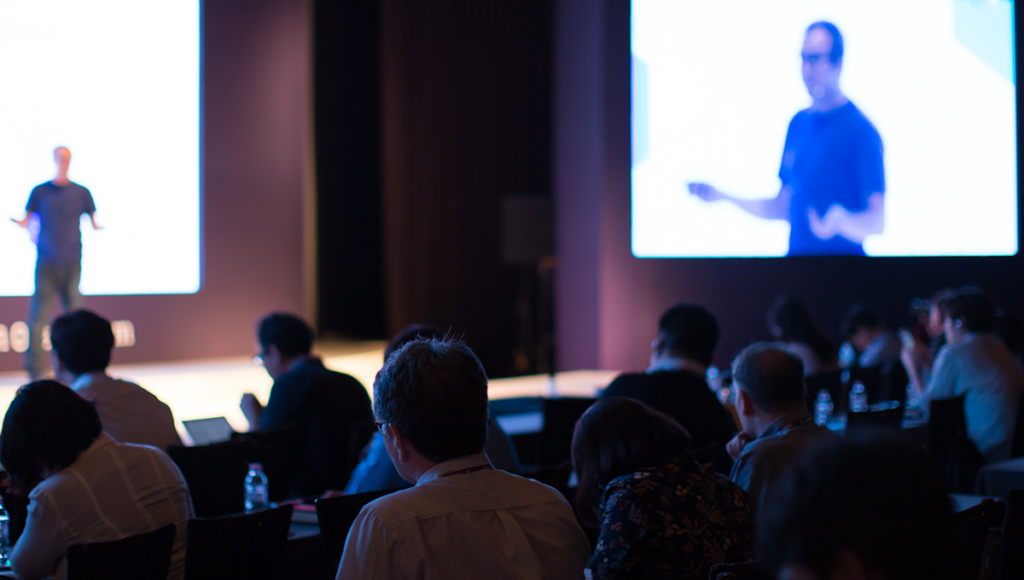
[183,417,235,445]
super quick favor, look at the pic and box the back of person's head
[657,303,720,366]
[571,398,691,527]
[994,310,1024,359]
[373,337,489,463]
[731,343,805,414]
[760,433,955,580]
[0,380,103,489]
[839,303,883,340]
[49,309,115,376]
[944,287,996,333]
[257,312,314,357]
[384,324,444,363]
[768,295,836,364]
[806,21,844,63]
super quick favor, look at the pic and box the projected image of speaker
[631,0,1017,258]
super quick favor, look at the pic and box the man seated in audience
[51,309,182,449]
[902,288,1024,463]
[726,343,837,520]
[601,303,736,468]
[2,381,194,580]
[759,435,955,580]
[241,312,373,497]
[336,337,590,579]
[840,303,900,369]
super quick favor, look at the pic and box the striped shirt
[10,433,194,580]
[336,453,591,579]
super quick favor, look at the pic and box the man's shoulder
[741,423,836,460]
[605,370,705,394]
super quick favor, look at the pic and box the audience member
[759,434,955,580]
[1,381,193,580]
[572,397,754,580]
[240,312,373,497]
[726,343,838,520]
[767,295,838,376]
[839,303,900,369]
[601,304,736,469]
[902,288,1024,463]
[336,337,590,579]
[50,309,182,449]
[344,325,521,495]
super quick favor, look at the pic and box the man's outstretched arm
[10,212,35,228]
[807,192,884,243]
[688,183,793,221]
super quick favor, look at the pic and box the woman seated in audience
[767,295,838,376]
[572,397,754,580]
[1,380,194,580]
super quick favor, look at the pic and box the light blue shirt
[925,333,1024,462]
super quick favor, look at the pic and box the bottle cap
[248,463,262,470]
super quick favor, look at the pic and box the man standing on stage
[11,147,101,379]
[688,21,886,256]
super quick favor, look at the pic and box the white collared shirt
[336,453,591,579]
[10,433,194,580]
[71,372,182,450]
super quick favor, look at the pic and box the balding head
[731,343,806,413]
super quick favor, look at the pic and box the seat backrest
[167,439,256,517]
[928,394,969,454]
[230,427,301,501]
[540,397,596,466]
[316,488,401,573]
[952,498,1005,580]
[184,504,293,580]
[846,403,903,433]
[1010,393,1024,459]
[66,523,177,580]
[996,488,1024,580]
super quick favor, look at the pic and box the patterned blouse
[587,455,755,580]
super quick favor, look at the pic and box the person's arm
[9,491,69,580]
[807,192,884,243]
[335,507,399,580]
[10,212,35,228]
[688,183,793,221]
[589,486,646,579]
[87,212,103,230]
[239,393,264,431]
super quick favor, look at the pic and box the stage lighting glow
[0,0,200,294]
[631,0,1017,258]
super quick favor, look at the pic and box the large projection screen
[0,0,200,294]
[631,0,1018,258]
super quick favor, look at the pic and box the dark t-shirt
[779,101,884,256]
[26,181,96,264]
[260,358,373,496]
[602,370,737,471]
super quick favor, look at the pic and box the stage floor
[0,340,618,445]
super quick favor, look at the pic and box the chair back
[230,427,301,501]
[184,504,293,580]
[995,488,1024,580]
[1010,394,1024,459]
[952,498,1005,580]
[540,397,596,465]
[168,439,257,517]
[846,401,903,433]
[316,489,401,573]
[66,523,177,580]
[928,394,985,493]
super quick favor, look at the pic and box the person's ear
[390,426,412,464]
[737,389,756,417]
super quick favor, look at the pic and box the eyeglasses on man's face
[375,421,390,437]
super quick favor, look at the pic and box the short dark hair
[50,310,115,376]
[384,324,444,363]
[373,337,489,463]
[257,313,314,357]
[0,380,103,489]
[807,21,844,64]
[760,434,955,580]
[731,343,805,413]
[571,398,691,527]
[945,287,996,333]
[839,303,884,339]
[657,303,720,366]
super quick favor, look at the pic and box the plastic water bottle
[839,342,856,369]
[244,463,269,513]
[0,494,10,565]
[849,381,868,413]
[815,389,834,425]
